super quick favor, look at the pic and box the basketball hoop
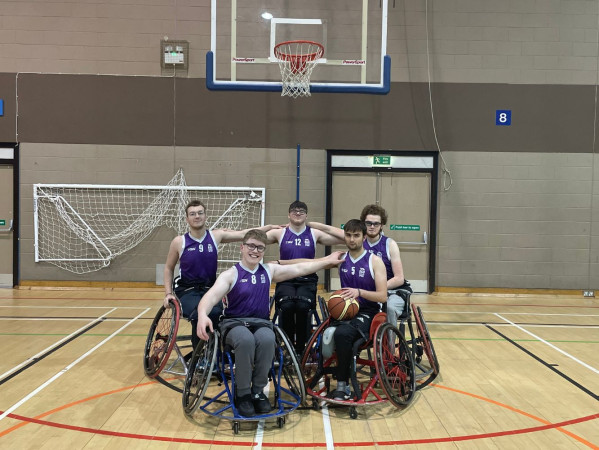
[274,40,324,98]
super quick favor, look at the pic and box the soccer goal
[34,169,265,274]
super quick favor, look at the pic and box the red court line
[1,410,597,448]
[1,379,597,448]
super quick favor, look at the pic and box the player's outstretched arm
[163,236,182,307]
[269,251,345,283]
[308,221,345,244]
[214,224,282,244]
[196,269,234,341]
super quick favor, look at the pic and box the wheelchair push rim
[411,303,440,389]
[182,331,219,416]
[143,298,180,378]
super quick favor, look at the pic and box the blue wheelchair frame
[182,324,305,434]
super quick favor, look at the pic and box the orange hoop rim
[273,40,325,62]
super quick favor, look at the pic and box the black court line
[484,324,598,401]
[0,319,105,387]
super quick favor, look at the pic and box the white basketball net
[275,40,324,98]
[34,169,265,274]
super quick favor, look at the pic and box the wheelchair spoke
[182,332,218,416]
[411,305,440,389]
[375,323,415,408]
[143,299,180,378]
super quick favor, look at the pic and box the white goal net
[34,169,265,274]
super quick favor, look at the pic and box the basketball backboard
[207,0,390,94]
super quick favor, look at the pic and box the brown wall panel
[17,74,174,146]
[0,74,16,142]
[7,73,594,153]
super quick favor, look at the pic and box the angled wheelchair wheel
[301,319,329,390]
[412,304,440,389]
[143,298,180,377]
[374,322,416,408]
[274,326,306,404]
[182,332,218,416]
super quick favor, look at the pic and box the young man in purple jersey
[359,204,412,327]
[330,219,387,401]
[196,229,344,417]
[163,200,280,352]
[309,204,412,329]
[265,201,344,355]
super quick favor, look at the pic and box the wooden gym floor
[0,288,597,449]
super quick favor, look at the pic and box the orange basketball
[327,290,359,321]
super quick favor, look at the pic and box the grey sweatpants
[385,291,406,325]
[224,325,276,397]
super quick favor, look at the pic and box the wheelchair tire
[301,319,329,390]
[412,304,440,389]
[374,322,416,408]
[182,331,219,416]
[274,326,306,404]
[143,298,180,378]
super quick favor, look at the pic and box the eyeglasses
[244,242,266,253]
[365,221,382,227]
[290,209,307,216]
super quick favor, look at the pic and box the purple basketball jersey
[279,226,316,260]
[339,250,380,315]
[224,263,272,320]
[178,231,218,285]
[363,235,393,280]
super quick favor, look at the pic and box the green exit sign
[372,155,391,166]
[0,220,4,226]
[391,224,420,231]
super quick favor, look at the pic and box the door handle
[0,219,13,232]
[396,231,427,246]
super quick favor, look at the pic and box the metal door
[329,171,431,293]
[0,164,14,287]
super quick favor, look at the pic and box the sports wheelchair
[301,311,416,419]
[143,297,192,378]
[394,292,440,390]
[182,323,306,434]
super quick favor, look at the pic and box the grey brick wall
[0,1,597,84]
[438,151,596,289]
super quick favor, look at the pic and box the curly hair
[359,204,388,225]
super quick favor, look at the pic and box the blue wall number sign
[496,110,511,126]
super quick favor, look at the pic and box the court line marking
[1,399,597,448]
[495,313,599,375]
[0,318,145,322]
[409,322,599,329]
[485,324,598,401]
[424,310,599,317]
[317,379,335,450]
[0,307,151,423]
[1,377,596,448]
[0,305,150,309]
[0,308,116,383]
